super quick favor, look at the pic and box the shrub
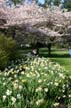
[0,33,17,70]
[0,49,9,70]
[0,57,71,108]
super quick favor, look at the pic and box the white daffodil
[3,82,6,86]
[6,89,12,96]
[11,96,16,105]
[14,84,18,89]
[19,85,23,90]
[53,102,59,107]
[36,86,42,92]
[38,79,42,83]
[59,73,65,79]
[3,95,6,101]
[36,99,44,105]
[44,88,48,92]
[69,95,71,98]
[54,82,58,86]
[21,71,25,75]
[17,94,21,99]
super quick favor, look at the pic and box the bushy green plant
[0,33,17,70]
[0,57,71,108]
[0,49,9,70]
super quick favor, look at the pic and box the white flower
[36,99,44,105]
[14,75,17,78]
[3,82,6,86]
[44,88,48,92]
[6,90,12,96]
[19,85,23,90]
[36,86,42,92]
[10,68,14,72]
[2,78,5,80]
[59,73,65,79]
[11,97,16,105]
[17,94,21,99]
[38,79,42,83]
[51,71,53,74]
[44,79,46,82]
[31,66,34,71]
[3,95,6,101]
[4,72,8,76]
[8,77,12,81]
[26,73,30,77]
[44,67,48,69]
[53,102,59,107]
[58,97,60,99]
[35,71,40,78]
[54,82,58,86]
[13,83,18,89]
[63,95,66,98]
[69,95,71,98]
[21,71,25,75]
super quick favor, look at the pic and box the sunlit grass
[39,48,71,72]
[18,48,71,73]
[50,49,71,72]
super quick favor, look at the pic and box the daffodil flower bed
[0,57,71,108]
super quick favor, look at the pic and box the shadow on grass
[18,48,70,58]
[39,53,69,58]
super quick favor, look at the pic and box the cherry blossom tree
[0,0,71,55]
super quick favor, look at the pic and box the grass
[39,48,71,72]
[50,49,71,72]
[18,48,71,72]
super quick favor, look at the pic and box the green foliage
[64,0,71,11]
[12,0,22,5]
[0,49,9,70]
[0,57,71,107]
[45,0,52,5]
[0,33,17,70]
[45,0,61,6]
[54,0,61,6]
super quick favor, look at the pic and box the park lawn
[50,49,71,72]
[51,57,71,72]
[39,48,71,73]
[18,48,71,73]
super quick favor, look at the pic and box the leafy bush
[0,57,71,108]
[0,33,17,70]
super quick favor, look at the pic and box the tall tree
[64,0,71,11]
[12,0,22,5]
[45,0,53,6]
[53,0,61,6]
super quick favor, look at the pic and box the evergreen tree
[64,0,71,11]
[54,0,61,6]
[45,0,53,6]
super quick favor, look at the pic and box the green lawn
[50,49,71,72]
[18,48,71,72]
[40,48,71,72]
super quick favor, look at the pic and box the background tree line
[9,0,71,11]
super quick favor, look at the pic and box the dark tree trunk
[48,43,51,57]
[12,30,15,39]
[36,48,39,55]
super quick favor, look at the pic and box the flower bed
[0,57,71,108]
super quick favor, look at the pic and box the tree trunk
[34,48,39,55]
[48,43,51,57]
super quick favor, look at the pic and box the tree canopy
[64,0,71,11]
